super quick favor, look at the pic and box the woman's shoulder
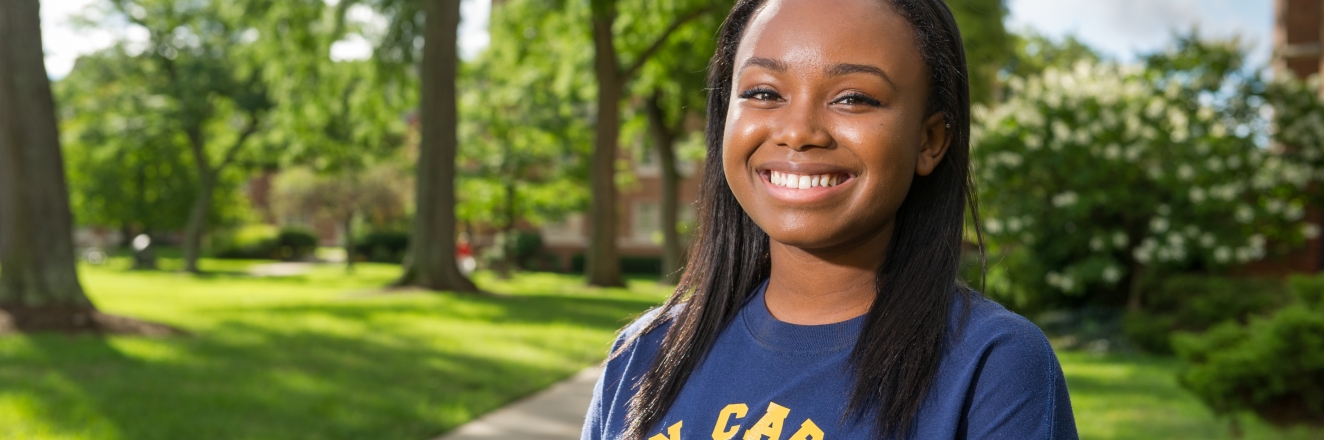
[947,292,1062,375]
[607,304,681,357]
[942,292,1079,438]
[954,292,1053,350]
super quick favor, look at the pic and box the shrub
[211,225,280,259]
[973,39,1321,308]
[275,228,318,261]
[1123,275,1287,353]
[1121,311,1177,353]
[513,231,543,268]
[211,225,318,260]
[620,256,662,275]
[354,231,409,263]
[1173,277,1324,427]
[568,254,663,275]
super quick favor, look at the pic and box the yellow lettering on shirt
[788,419,824,440]
[711,403,749,440]
[742,402,791,440]
[649,421,683,440]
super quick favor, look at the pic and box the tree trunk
[343,214,355,274]
[498,180,517,279]
[1126,261,1146,312]
[0,0,98,326]
[119,223,135,248]
[645,91,683,284]
[395,0,478,292]
[181,171,216,273]
[586,0,624,287]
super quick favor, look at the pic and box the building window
[635,143,661,177]
[633,201,661,244]
[542,213,586,246]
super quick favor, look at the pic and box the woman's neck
[763,225,892,325]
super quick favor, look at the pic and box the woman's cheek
[722,110,765,172]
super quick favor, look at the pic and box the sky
[1006,0,1274,64]
[41,0,1275,79]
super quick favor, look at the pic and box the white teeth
[770,171,845,189]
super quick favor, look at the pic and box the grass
[0,258,670,440]
[1,257,1320,439]
[1062,351,1323,439]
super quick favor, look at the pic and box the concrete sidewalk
[434,366,602,440]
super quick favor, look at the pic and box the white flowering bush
[1266,73,1324,175]
[972,40,1324,308]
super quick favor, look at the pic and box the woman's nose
[770,98,833,151]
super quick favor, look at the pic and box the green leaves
[1172,275,1324,425]
[452,0,597,227]
[973,37,1324,307]
[58,47,247,231]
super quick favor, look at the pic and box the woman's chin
[765,228,860,253]
[759,215,895,257]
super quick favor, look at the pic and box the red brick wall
[1257,0,1324,274]
[1277,0,1322,78]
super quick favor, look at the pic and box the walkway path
[246,262,312,277]
[434,366,601,440]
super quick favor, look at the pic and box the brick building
[1265,0,1324,273]
[1276,0,1322,78]
[1109,0,1324,277]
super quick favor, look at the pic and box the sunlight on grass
[0,258,668,440]
[1061,351,1323,440]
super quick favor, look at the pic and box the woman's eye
[835,93,882,107]
[739,88,781,101]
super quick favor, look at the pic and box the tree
[0,0,96,329]
[262,34,413,274]
[390,0,476,291]
[584,0,716,287]
[1003,31,1101,81]
[452,0,594,277]
[271,165,408,272]
[322,0,475,291]
[948,0,1010,104]
[98,0,292,273]
[629,8,721,284]
[58,48,249,247]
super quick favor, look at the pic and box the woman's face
[723,0,950,252]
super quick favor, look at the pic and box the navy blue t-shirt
[582,280,1078,439]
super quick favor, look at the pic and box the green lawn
[0,258,669,439]
[1062,351,1322,440]
[0,258,1318,439]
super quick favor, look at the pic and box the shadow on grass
[0,291,656,440]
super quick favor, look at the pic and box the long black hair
[618,0,981,438]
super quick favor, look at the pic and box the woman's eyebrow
[739,56,790,74]
[827,63,896,88]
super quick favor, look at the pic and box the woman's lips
[758,167,855,203]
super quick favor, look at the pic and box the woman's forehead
[734,0,924,84]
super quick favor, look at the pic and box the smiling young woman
[582,1,1078,439]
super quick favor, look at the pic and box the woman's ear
[916,112,952,176]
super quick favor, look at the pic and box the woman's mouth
[767,170,849,189]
